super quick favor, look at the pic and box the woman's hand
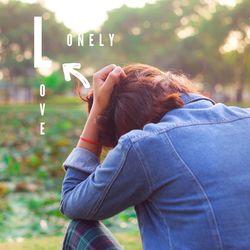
[91,64,126,115]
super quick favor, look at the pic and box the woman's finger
[120,67,127,78]
[103,66,125,90]
[93,64,116,82]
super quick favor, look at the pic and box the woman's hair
[78,63,196,147]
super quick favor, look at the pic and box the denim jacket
[60,93,250,250]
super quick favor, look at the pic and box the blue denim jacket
[60,93,250,250]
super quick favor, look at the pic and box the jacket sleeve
[60,134,152,220]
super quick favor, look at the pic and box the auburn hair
[77,64,196,147]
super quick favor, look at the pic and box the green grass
[0,102,83,113]
[0,232,142,250]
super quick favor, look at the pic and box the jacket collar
[159,93,216,123]
[180,92,216,106]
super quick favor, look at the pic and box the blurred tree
[0,1,78,102]
[0,0,249,102]
[80,0,249,101]
[185,0,250,100]
[222,0,250,102]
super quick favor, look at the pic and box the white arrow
[62,63,90,88]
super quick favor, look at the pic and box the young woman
[60,64,250,250]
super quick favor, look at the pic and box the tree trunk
[235,64,244,103]
[236,84,244,103]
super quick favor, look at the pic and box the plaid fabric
[62,220,124,250]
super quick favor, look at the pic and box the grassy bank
[0,232,141,250]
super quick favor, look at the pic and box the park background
[0,0,249,249]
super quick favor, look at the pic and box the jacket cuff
[63,147,100,173]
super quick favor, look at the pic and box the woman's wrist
[76,105,102,156]
[90,102,104,117]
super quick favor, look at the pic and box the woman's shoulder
[119,128,160,146]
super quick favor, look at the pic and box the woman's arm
[76,64,126,157]
[61,132,152,220]
[60,64,152,220]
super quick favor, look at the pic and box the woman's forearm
[77,106,102,157]
[76,65,126,157]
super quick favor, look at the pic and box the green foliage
[0,103,138,241]
[40,71,69,94]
